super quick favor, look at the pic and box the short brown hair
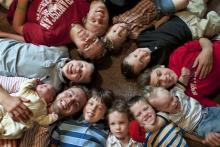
[107,98,131,121]
[89,88,115,109]
[137,65,161,88]
[121,59,137,78]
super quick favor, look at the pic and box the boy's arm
[12,0,29,35]
[0,31,25,42]
[193,38,213,79]
[202,132,220,146]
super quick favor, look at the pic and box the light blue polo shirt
[0,38,69,91]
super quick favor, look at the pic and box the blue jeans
[155,0,175,15]
[195,107,220,136]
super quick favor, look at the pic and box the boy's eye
[156,70,162,77]
[92,38,97,43]
[143,106,148,111]
[84,44,89,49]
[98,106,104,111]
[79,63,83,68]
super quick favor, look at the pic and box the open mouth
[87,112,94,117]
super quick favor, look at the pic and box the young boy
[127,95,187,146]
[143,85,220,146]
[50,88,114,147]
[106,98,143,147]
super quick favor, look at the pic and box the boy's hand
[178,67,190,86]
[3,96,32,122]
[193,50,213,79]
[202,132,220,146]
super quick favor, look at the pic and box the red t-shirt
[169,40,220,107]
[8,0,89,46]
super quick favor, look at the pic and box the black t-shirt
[138,16,192,67]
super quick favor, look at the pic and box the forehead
[108,111,128,120]
[69,87,84,97]
[130,100,148,112]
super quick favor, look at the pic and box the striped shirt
[144,123,187,147]
[51,117,108,147]
[0,75,28,94]
[112,0,157,39]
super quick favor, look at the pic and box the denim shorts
[154,0,175,15]
[195,107,220,136]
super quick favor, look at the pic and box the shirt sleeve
[0,75,28,94]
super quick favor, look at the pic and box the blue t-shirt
[51,117,108,147]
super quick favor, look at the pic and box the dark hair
[137,65,161,88]
[70,85,90,99]
[127,95,148,108]
[121,60,137,78]
[89,88,115,109]
[107,98,131,121]
[77,40,108,64]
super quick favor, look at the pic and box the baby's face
[36,84,56,104]
[108,111,129,140]
[105,23,129,49]
[150,88,181,113]
[129,100,156,127]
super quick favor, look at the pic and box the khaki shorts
[175,11,220,39]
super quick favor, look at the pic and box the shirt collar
[57,58,70,84]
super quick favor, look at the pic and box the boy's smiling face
[129,100,156,127]
[83,97,107,123]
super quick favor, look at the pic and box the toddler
[106,98,143,147]
[50,88,114,147]
[143,85,220,146]
[0,78,57,139]
[127,95,187,146]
